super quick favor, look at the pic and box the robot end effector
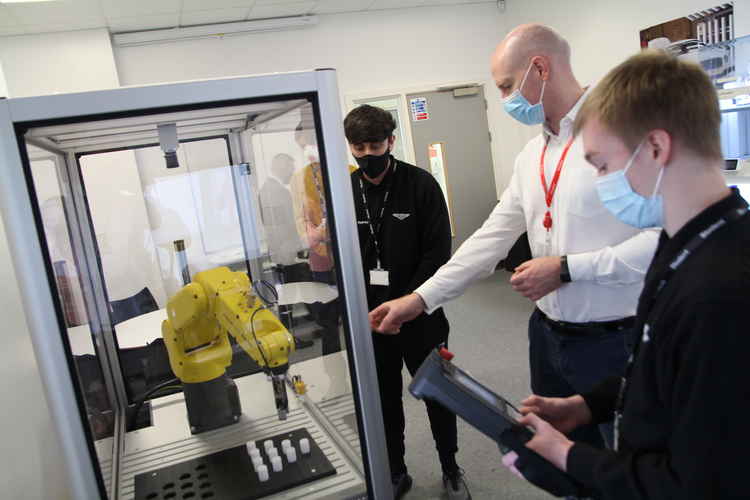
[161,267,296,432]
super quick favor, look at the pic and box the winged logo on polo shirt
[392,213,411,221]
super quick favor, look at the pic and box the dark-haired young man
[345,105,471,499]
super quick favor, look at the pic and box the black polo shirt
[351,157,452,330]
[567,188,750,499]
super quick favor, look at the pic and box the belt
[537,309,635,336]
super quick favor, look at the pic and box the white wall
[0,29,119,97]
[0,28,119,500]
[113,3,514,196]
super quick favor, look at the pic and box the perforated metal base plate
[134,428,336,500]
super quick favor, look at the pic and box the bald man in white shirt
[370,24,658,451]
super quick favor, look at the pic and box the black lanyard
[358,161,397,269]
[613,205,749,450]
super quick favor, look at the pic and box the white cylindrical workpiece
[281,439,291,450]
[285,447,297,463]
[299,438,310,455]
[267,447,279,459]
[271,456,283,472]
[257,464,269,482]
[264,440,274,452]
[252,456,264,471]
[249,448,261,460]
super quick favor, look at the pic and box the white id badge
[369,269,390,286]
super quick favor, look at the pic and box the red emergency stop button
[439,347,454,361]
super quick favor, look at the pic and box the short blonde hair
[574,50,722,161]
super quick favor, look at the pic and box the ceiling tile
[368,0,427,10]
[101,0,181,20]
[108,13,179,33]
[247,1,315,19]
[0,25,28,36]
[20,18,105,35]
[4,0,104,25]
[254,0,310,4]
[423,0,494,4]
[312,0,374,14]
[0,5,20,27]
[180,7,249,26]
[181,0,256,12]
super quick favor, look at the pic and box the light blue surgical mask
[595,141,665,228]
[503,61,546,125]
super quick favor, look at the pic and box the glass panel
[21,96,371,499]
[709,35,750,168]
[27,145,115,497]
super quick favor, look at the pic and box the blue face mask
[503,61,546,125]
[595,141,665,228]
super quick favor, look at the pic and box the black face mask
[356,151,390,179]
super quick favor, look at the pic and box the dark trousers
[310,270,341,356]
[372,318,458,477]
[528,308,636,448]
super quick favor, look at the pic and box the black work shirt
[351,158,452,333]
[567,188,750,500]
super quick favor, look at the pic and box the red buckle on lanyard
[540,136,575,231]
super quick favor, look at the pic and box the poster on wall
[639,2,734,83]
[410,97,430,122]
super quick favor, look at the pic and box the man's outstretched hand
[369,293,426,334]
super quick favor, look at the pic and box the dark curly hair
[344,104,396,145]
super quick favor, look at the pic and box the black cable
[128,377,180,431]
[250,306,271,373]
[253,279,278,306]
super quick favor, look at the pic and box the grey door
[406,87,497,250]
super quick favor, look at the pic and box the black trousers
[276,264,341,356]
[310,270,341,356]
[371,312,458,477]
[528,308,636,449]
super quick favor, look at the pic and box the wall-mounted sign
[409,97,429,121]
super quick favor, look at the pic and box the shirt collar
[543,86,590,141]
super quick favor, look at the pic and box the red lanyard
[539,136,575,231]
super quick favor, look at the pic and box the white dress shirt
[416,92,659,323]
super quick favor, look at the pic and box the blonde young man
[503,50,749,500]
[371,24,658,451]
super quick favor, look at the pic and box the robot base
[184,375,242,434]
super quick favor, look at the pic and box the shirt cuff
[582,376,621,425]
[414,283,441,314]
[566,251,595,282]
[566,442,609,489]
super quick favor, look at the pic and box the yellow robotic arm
[162,267,296,431]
